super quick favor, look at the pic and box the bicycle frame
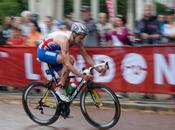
[44,63,104,106]
[43,72,99,109]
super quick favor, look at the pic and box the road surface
[0,100,175,130]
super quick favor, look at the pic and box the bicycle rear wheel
[80,83,121,129]
[22,82,60,125]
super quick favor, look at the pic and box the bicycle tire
[80,83,121,129]
[22,82,60,125]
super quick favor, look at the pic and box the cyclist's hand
[95,67,107,76]
[99,68,107,76]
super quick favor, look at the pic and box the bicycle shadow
[23,125,70,130]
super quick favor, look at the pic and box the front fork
[87,81,103,108]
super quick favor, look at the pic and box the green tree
[82,0,90,6]
[0,0,28,25]
[101,0,127,17]
[117,0,127,17]
[17,0,28,11]
[99,0,108,13]
[0,2,20,24]
[64,0,73,16]
[156,2,166,15]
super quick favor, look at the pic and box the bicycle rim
[22,82,60,125]
[80,83,120,129]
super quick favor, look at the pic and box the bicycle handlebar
[82,61,109,76]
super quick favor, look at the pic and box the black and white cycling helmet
[71,22,88,35]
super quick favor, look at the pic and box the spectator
[63,14,73,30]
[106,15,130,46]
[134,4,161,45]
[21,10,32,37]
[13,17,22,28]
[157,14,166,33]
[57,23,72,36]
[2,16,13,44]
[162,8,175,44]
[30,13,39,23]
[81,6,98,46]
[0,26,6,45]
[96,12,112,46]
[26,21,42,47]
[40,16,57,37]
[58,23,71,31]
[54,19,64,30]
[7,26,25,46]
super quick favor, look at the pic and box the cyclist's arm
[79,45,95,67]
[54,36,84,78]
[79,44,107,74]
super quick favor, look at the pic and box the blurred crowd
[0,4,175,47]
[0,4,175,100]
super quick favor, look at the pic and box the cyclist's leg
[37,48,69,102]
[54,55,74,102]
[58,55,74,86]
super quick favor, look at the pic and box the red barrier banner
[0,46,175,94]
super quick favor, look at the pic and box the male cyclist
[37,22,106,102]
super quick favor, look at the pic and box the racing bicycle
[22,61,121,129]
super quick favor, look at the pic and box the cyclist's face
[74,35,86,45]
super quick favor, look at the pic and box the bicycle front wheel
[80,83,121,129]
[22,82,60,125]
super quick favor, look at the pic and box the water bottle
[67,83,76,96]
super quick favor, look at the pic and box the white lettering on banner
[154,54,175,85]
[24,53,40,80]
[93,55,116,82]
[0,51,9,57]
[121,53,147,84]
